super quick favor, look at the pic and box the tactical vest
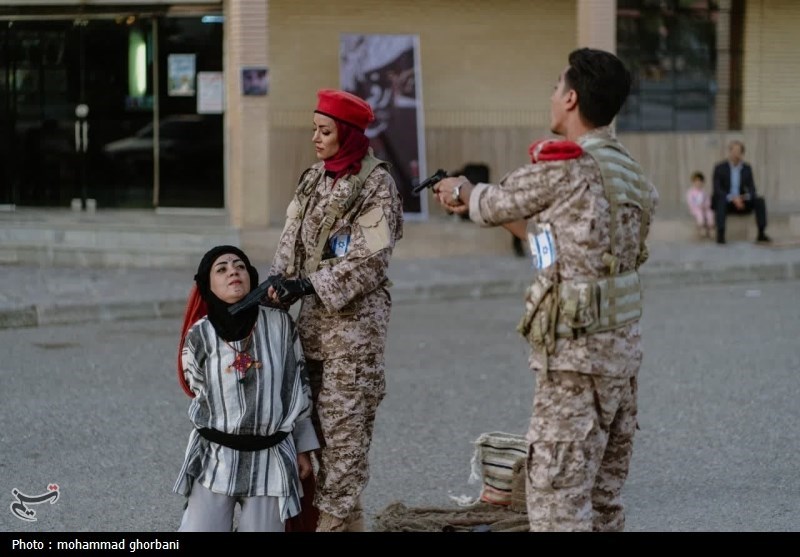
[517,136,653,367]
[283,150,388,277]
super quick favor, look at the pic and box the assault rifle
[412,169,449,195]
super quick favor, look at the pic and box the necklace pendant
[228,351,260,381]
[232,352,251,372]
[225,330,260,383]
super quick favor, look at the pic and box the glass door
[0,23,13,204]
[0,17,155,208]
[0,13,224,209]
[156,16,223,208]
[1,20,76,206]
[85,17,155,208]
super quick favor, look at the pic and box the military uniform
[270,155,403,525]
[467,126,659,531]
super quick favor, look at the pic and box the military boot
[316,511,346,532]
[343,500,365,532]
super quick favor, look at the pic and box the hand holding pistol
[412,169,449,195]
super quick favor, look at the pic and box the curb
[1,261,798,330]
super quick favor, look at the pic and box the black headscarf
[194,245,259,342]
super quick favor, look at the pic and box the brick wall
[743,0,800,126]
[265,0,576,224]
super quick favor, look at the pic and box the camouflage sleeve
[308,169,401,313]
[468,162,562,226]
[270,194,304,278]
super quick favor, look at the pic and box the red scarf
[323,120,370,182]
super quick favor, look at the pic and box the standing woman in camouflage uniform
[433,49,659,531]
[266,89,404,532]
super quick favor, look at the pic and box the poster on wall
[241,67,269,96]
[197,72,224,114]
[340,34,427,219]
[167,54,196,96]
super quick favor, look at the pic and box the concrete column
[224,0,270,230]
[576,0,616,53]
[715,1,732,130]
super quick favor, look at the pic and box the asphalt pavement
[2,280,798,533]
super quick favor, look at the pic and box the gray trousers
[178,483,284,532]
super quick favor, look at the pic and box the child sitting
[686,171,714,238]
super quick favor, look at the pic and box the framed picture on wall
[241,67,269,96]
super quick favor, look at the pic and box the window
[616,0,742,131]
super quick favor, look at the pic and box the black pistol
[228,275,280,316]
[412,169,449,195]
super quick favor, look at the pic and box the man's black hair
[564,48,632,128]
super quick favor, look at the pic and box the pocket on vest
[357,206,391,254]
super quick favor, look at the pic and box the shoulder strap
[295,166,323,222]
[303,152,387,276]
[582,138,652,273]
[284,166,323,277]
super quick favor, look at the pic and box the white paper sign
[197,72,224,114]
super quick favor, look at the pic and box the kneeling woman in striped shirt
[173,245,319,532]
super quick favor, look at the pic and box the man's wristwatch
[452,181,464,204]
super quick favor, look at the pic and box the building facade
[2,1,799,254]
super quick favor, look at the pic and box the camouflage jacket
[468,127,660,377]
[270,160,404,360]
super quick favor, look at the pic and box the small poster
[197,72,224,114]
[241,67,269,96]
[168,54,196,96]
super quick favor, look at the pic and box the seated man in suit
[712,140,771,244]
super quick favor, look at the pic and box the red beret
[315,89,375,131]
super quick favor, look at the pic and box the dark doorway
[0,18,154,207]
[0,14,224,209]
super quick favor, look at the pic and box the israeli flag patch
[528,228,556,270]
[330,232,351,257]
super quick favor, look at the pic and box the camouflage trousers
[525,369,638,532]
[307,354,386,520]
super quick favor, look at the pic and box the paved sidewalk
[1,240,799,329]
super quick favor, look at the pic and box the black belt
[196,428,290,451]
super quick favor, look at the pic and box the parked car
[103,114,222,171]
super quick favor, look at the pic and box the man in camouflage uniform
[433,48,659,532]
[267,89,404,531]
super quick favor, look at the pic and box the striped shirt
[173,306,318,521]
